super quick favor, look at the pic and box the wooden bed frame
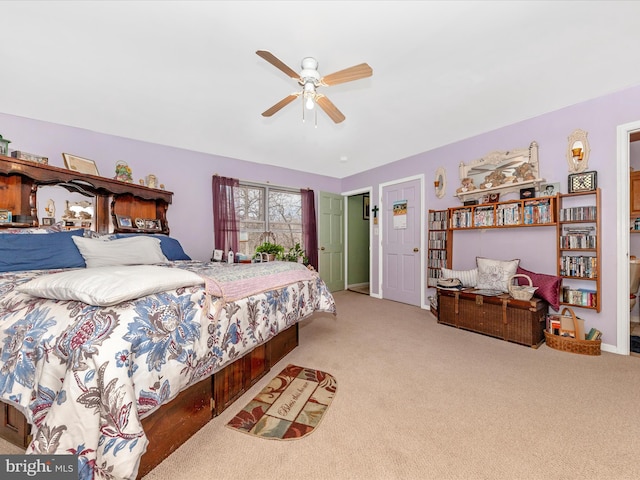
[0,154,303,477]
[0,323,299,478]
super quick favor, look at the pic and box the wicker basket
[544,307,601,356]
[508,274,537,301]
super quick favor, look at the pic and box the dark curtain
[212,175,239,257]
[301,188,318,270]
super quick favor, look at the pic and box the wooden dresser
[437,289,548,348]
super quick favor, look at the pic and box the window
[234,183,302,257]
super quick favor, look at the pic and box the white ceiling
[3,1,640,178]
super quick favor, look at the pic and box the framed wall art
[62,153,100,176]
[363,195,370,220]
[568,171,597,193]
[481,193,500,204]
[540,182,560,197]
[519,187,535,199]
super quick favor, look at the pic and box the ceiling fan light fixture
[303,82,316,110]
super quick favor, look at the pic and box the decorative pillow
[72,235,167,268]
[516,266,562,310]
[476,257,520,292]
[17,265,204,306]
[115,234,191,261]
[0,229,86,272]
[441,267,478,287]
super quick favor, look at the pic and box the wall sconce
[434,167,446,198]
[566,129,590,173]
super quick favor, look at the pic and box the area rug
[226,364,336,440]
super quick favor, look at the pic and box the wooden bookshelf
[556,188,601,312]
[448,196,557,230]
[427,209,451,287]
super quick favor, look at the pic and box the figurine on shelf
[114,161,133,183]
[146,174,158,189]
[45,199,56,218]
[0,134,11,156]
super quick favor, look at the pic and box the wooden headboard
[0,154,173,234]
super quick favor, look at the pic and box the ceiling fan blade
[256,50,300,80]
[320,63,373,86]
[261,93,300,117]
[316,95,345,123]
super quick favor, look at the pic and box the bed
[0,155,336,479]
[0,235,335,479]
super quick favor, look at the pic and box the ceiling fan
[256,50,373,124]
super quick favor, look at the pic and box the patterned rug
[226,364,337,440]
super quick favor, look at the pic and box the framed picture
[0,210,12,223]
[519,187,535,199]
[116,215,132,228]
[41,217,55,226]
[481,193,500,204]
[145,219,161,230]
[212,249,223,262]
[363,195,370,220]
[568,171,597,193]
[62,153,100,176]
[540,182,560,197]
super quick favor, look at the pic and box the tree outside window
[234,184,302,257]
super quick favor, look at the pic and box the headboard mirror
[455,141,543,202]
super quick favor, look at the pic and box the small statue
[480,169,507,189]
[514,162,536,182]
[45,199,56,218]
[456,177,476,194]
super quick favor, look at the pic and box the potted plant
[255,241,284,261]
[283,242,308,264]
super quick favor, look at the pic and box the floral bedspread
[0,261,336,479]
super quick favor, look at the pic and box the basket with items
[508,274,537,301]
[544,306,601,355]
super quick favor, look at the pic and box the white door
[318,191,344,292]
[381,178,422,306]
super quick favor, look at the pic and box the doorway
[343,188,372,295]
[617,121,640,355]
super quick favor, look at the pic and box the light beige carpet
[2,291,640,480]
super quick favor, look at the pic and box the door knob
[413,247,419,252]
[320,246,325,251]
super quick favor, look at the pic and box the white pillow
[441,267,478,287]
[17,265,204,306]
[72,235,167,267]
[476,257,520,292]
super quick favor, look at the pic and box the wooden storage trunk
[437,289,547,348]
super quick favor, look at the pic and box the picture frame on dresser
[116,215,132,228]
[62,153,100,176]
[41,217,55,226]
[145,219,161,231]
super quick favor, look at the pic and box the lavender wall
[0,114,341,261]
[342,83,640,348]
[2,82,640,348]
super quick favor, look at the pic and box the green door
[318,191,344,292]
